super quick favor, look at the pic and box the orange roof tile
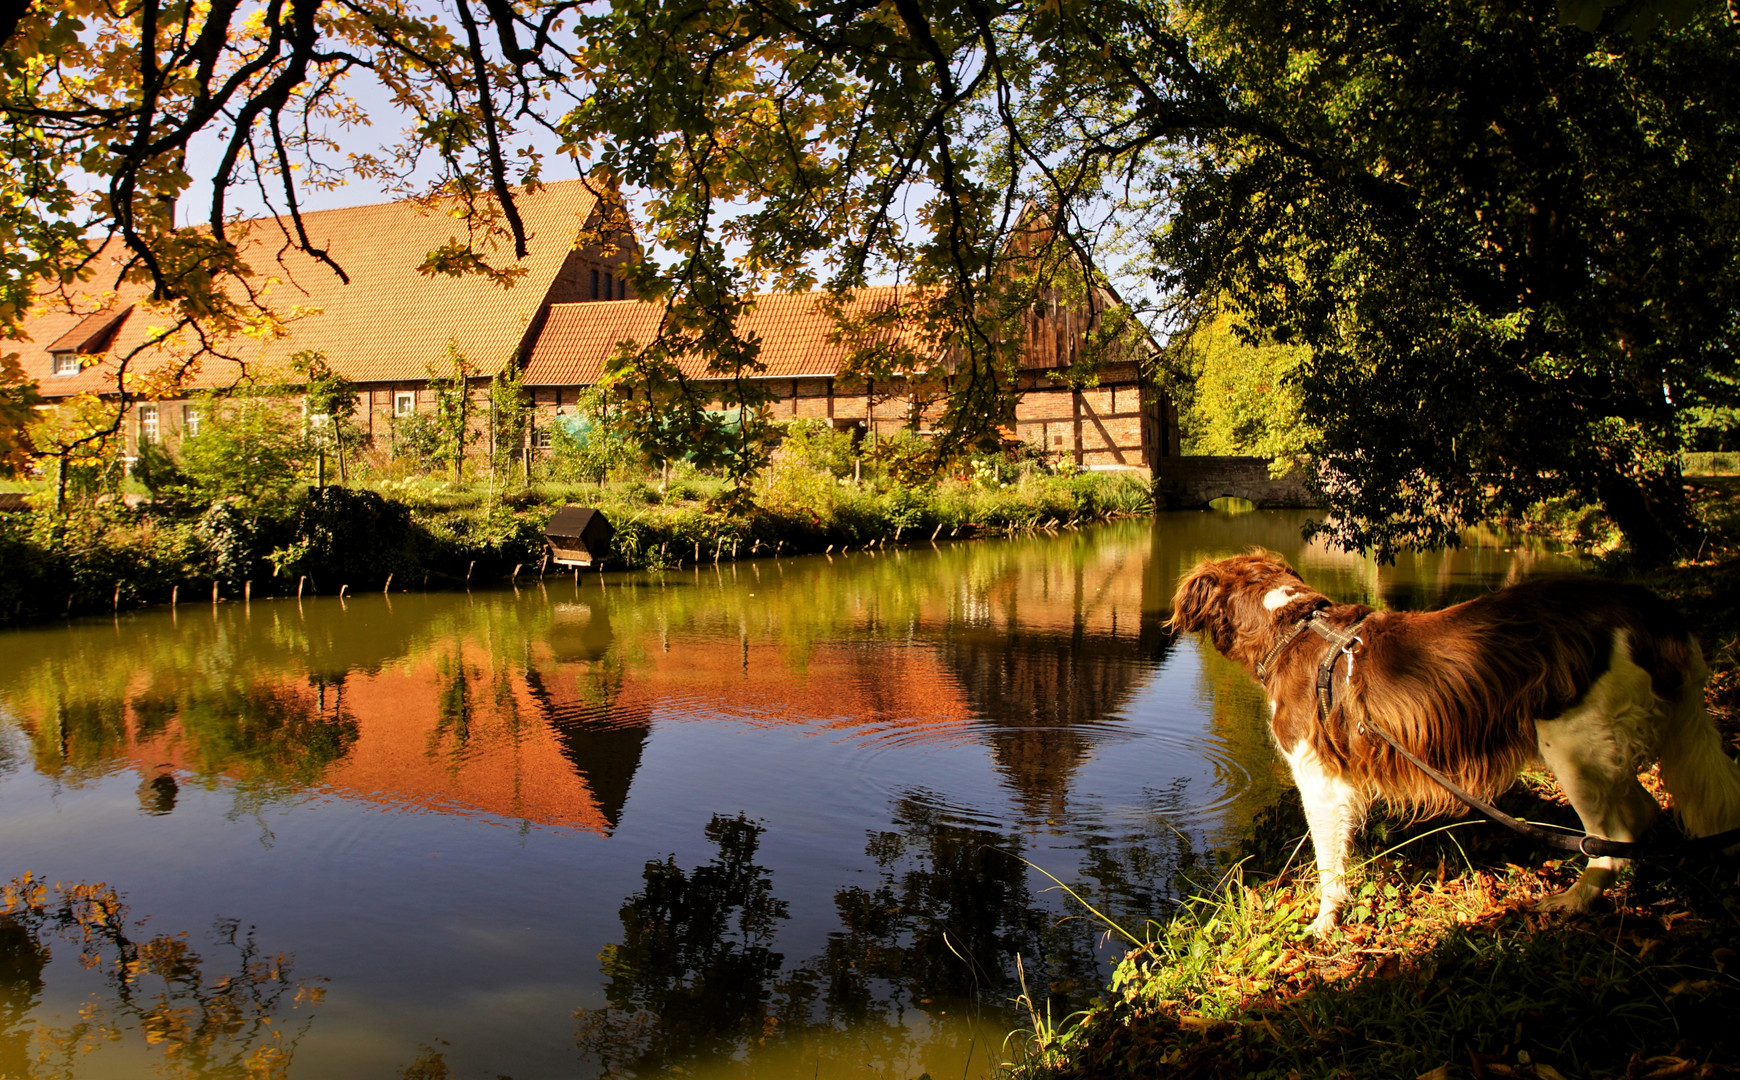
[14,179,610,397]
[522,284,942,385]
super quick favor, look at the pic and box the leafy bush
[177,389,310,504]
[132,439,188,500]
[757,438,844,521]
[862,429,936,487]
[777,419,858,478]
[292,487,423,585]
[199,501,259,587]
[545,415,629,485]
[391,411,443,466]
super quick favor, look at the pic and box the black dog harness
[1254,610,1740,860]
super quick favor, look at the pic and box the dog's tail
[1657,642,1740,848]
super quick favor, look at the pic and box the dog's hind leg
[1533,635,1661,913]
[1655,644,1740,851]
[1282,740,1370,935]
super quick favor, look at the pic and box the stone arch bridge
[1152,456,1317,510]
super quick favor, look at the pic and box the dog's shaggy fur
[1171,550,1740,934]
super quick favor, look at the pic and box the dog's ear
[1169,562,1224,634]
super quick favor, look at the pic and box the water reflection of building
[5,524,1178,840]
[521,666,651,834]
[940,625,1157,820]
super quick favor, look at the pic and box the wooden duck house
[545,506,614,567]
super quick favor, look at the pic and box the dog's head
[1169,550,1311,657]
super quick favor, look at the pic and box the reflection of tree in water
[430,647,475,766]
[941,626,1159,823]
[26,695,128,784]
[168,679,359,789]
[577,795,1197,1077]
[576,814,789,1078]
[24,679,360,816]
[428,644,539,771]
[824,793,1054,1009]
[0,913,47,1077]
[0,874,321,1079]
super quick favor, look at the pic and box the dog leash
[1267,612,1740,859]
[1356,719,1740,859]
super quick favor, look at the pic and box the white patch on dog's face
[1262,586,1299,611]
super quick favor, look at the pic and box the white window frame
[394,391,415,417]
[50,352,78,376]
[138,403,159,444]
[183,403,201,436]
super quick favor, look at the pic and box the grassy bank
[1006,784,1740,1078]
[1004,505,1740,1078]
[0,468,1152,628]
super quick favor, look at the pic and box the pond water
[0,511,1582,1080]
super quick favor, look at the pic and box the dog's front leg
[1283,740,1370,935]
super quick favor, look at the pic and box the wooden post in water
[171,585,179,606]
[297,576,306,599]
[384,573,393,594]
[466,561,475,585]
[212,581,219,605]
[244,580,252,603]
[113,583,120,612]
[339,584,349,600]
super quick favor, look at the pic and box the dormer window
[46,305,132,375]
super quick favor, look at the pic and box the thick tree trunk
[1594,466,1692,568]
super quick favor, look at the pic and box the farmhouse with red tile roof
[5,181,1179,470]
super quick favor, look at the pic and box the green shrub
[391,411,442,466]
[177,389,311,505]
[132,439,188,501]
[777,419,858,478]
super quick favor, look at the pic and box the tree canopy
[3,0,1737,559]
[1155,0,1740,562]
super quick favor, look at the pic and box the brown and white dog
[1170,550,1740,935]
